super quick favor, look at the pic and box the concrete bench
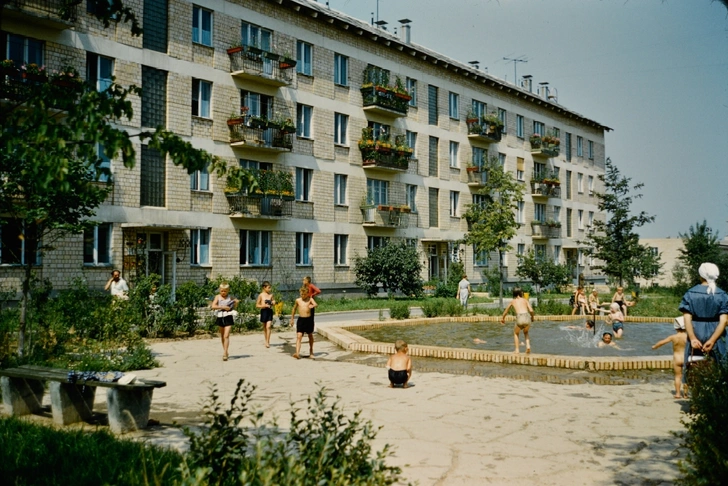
[0,365,166,434]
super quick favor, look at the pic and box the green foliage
[534,299,571,315]
[434,262,465,298]
[678,220,728,290]
[676,358,728,485]
[183,379,405,486]
[0,416,183,485]
[421,298,463,317]
[389,301,410,320]
[581,158,660,287]
[353,243,423,298]
[515,250,572,295]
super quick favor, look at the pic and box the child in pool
[652,316,688,398]
[606,302,625,338]
[386,340,412,388]
[598,332,620,348]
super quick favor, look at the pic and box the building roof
[269,0,612,132]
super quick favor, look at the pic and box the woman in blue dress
[679,262,728,365]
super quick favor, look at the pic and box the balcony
[531,222,562,239]
[466,168,488,187]
[228,118,294,153]
[360,85,411,117]
[227,46,295,86]
[226,194,293,219]
[530,135,560,158]
[529,181,561,198]
[466,121,502,144]
[3,0,79,28]
[361,205,412,228]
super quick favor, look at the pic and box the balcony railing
[226,194,293,219]
[361,206,411,228]
[227,46,295,86]
[360,146,411,171]
[467,168,488,186]
[466,121,502,143]
[531,222,562,239]
[530,141,560,158]
[529,181,561,198]
[228,121,293,152]
[360,85,411,116]
[5,0,79,25]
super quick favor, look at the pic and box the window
[553,205,561,223]
[448,92,459,119]
[192,6,212,46]
[428,84,438,125]
[565,133,572,161]
[588,175,594,195]
[429,188,439,228]
[472,147,486,169]
[191,79,211,118]
[241,22,271,51]
[565,170,572,200]
[295,168,312,201]
[516,157,525,181]
[334,113,348,145]
[297,104,312,138]
[577,173,584,194]
[86,53,114,92]
[406,184,417,212]
[516,115,524,138]
[533,121,545,136]
[588,211,594,229]
[190,164,209,191]
[471,100,486,119]
[588,140,594,160]
[369,121,389,141]
[428,136,438,176]
[143,0,168,53]
[1,220,39,265]
[140,145,165,207]
[406,131,417,157]
[517,201,525,224]
[406,77,417,107]
[368,236,388,251]
[296,40,312,75]
[554,245,561,263]
[474,246,488,267]
[5,33,44,67]
[94,143,111,183]
[578,210,584,230]
[450,191,459,217]
[367,179,388,205]
[534,244,547,259]
[190,229,210,265]
[141,66,167,128]
[534,203,546,223]
[472,194,488,209]
[449,141,459,168]
[498,108,507,133]
[83,223,111,265]
[498,152,506,167]
[577,136,583,157]
[334,174,347,205]
[295,232,312,265]
[517,243,525,256]
[533,162,546,181]
[334,234,347,265]
[240,230,270,266]
[333,53,348,86]
[566,208,573,238]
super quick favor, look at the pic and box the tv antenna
[503,56,528,83]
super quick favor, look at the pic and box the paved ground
[128,312,687,486]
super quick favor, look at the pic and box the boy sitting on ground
[386,340,412,388]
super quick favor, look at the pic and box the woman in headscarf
[679,262,728,365]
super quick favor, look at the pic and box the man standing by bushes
[104,270,129,300]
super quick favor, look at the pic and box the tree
[462,156,525,309]
[581,158,659,287]
[515,249,572,302]
[678,220,728,289]
[0,1,253,357]
[353,243,423,298]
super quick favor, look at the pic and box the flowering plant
[51,65,83,84]
[21,63,46,76]
[529,134,542,145]
[1,59,15,69]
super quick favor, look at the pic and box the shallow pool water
[354,320,676,357]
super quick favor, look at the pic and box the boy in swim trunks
[255,281,276,348]
[500,287,535,354]
[386,340,412,388]
[606,302,625,338]
[290,285,317,359]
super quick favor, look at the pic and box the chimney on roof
[538,81,550,100]
[399,18,411,44]
[468,60,480,70]
[521,75,533,92]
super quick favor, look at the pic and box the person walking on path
[290,285,317,359]
[256,281,276,348]
[456,274,471,308]
[680,262,728,367]
[501,287,535,354]
[211,283,239,361]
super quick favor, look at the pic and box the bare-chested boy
[290,285,317,359]
[500,287,535,354]
[386,340,412,388]
[652,316,688,398]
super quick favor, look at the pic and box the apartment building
[0,0,610,295]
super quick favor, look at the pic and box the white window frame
[449,141,459,168]
[498,152,506,167]
[87,53,114,92]
[535,203,546,223]
[240,230,271,266]
[241,22,271,51]
[295,167,312,201]
[406,77,417,107]
[448,91,459,119]
[498,108,507,133]
[517,201,525,224]
[516,115,524,138]
[0,220,40,266]
[95,143,111,183]
[533,121,545,136]
[334,53,348,86]
[296,40,312,75]
[368,236,388,251]
[588,140,594,160]
[334,174,347,206]
[588,175,594,196]
[190,164,209,191]
[406,131,417,158]
[588,211,594,229]
[472,100,486,119]
[83,223,111,265]
[334,234,348,266]
[334,112,348,145]
[406,184,417,213]
[367,179,389,205]
[517,243,525,256]
[190,228,210,265]
[577,173,584,194]
[192,79,211,118]
[296,232,312,265]
[578,210,584,230]
[450,191,459,217]
[577,136,583,157]
[192,5,213,47]
[297,104,312,138]
[474,246,488,267]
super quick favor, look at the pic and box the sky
[324,0,728,239]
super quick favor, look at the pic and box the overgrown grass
[0,416,184,485]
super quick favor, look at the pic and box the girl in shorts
[211,283,239,360]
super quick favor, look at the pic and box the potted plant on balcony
[248,114,268,129]
[227,106,249,126]
[0,59,16,76]
[466,163,480,173]
[483,113,504,136]
[50,65,83,89]
[375,133,392,154]
[393,76,412,101]
[279,51,297,69]
[529,133,542,148]
[227,42,244,55]
[465,109,479,124]
[21,63,46,82]
[361,195,376,222]
[278,117,296,134]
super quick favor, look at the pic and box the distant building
[636,238,685,288]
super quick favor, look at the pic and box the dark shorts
[388,369,408,385]
[216,315,234,327]
[296,315,314,334]
[260,308,273,323]
[612,322,624,333]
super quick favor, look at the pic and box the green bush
[534,298,571,315]
[0,416,183,485]
[354,243,423,298]
[677,358,728,485]
[442,298,464,317]
[421,298,443,317]
[183,379,405,486]
[389,301,410,320]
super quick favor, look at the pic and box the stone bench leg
[106,388,153,434]
[0,376,45,416]
[49,382,96,425]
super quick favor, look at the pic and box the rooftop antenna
[468,60,480,70]
[374,19,388,30]
[503,56,528,84]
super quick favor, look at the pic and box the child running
[386,340,413,388]
[290,285,317,359]
[255,281,276,348]
[652,316,688,398]
[210,283,239,361]
[500,287,535,354]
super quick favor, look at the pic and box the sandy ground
[126,318,687,486]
